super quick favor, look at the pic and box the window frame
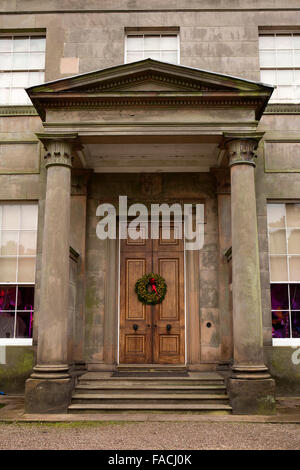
[0,32,46,106]
[124,31,180,65]
[267,202,300,346]
[0,202,38,346]
[259,31,300,104]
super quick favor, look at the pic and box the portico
[24,59,275,414]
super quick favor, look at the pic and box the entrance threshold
[115,364,188,377]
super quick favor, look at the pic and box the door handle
[133,324,138,331]
[166,324,172,332]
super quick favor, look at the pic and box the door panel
[119,223,185,364]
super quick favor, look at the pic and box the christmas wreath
[135,272,167,305]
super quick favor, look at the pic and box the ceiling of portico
[81,141,220,173]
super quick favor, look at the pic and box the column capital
[36,133,81,168]
[223,132,264,168]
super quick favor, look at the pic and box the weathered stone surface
[229,378,276,415]
[25,378,73,414]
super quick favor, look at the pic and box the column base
[228,376,276,415]
[25,365,74,414]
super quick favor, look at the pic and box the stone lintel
[223,132,265,168]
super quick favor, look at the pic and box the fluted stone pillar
[25,133,79,414]
[225,133,275,414]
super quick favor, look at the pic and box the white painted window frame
[124,32,180,65]
[267,202,300,346]
[0,202,37,346]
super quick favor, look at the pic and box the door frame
[117,219,188,365]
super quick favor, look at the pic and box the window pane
[20,204,38,230]
[19,231,37,255]
[28,53,45,69]
[293,35,300,48]
[269,256,288,282]
[2,205,19,230]
[126,51,144,62]
[161,35,178,50]
[276,50,293,67]
[11,88,30,105]
[161,51,178,63]
[13,37,29,52]
[0,72,12,87]
[259,50,276,67]
[259,35,275,50]
[289,256,300,282]
[0,258,17,282]
[272,311,290,338]
[28,71,44,86]
[16,286,34,311]
[277,69,294,85]
[260,69,276,85]
[294,50,300,67]
[278,85,294,100]
[275,35,293,49]
[0,53,13,69]
[0,88,10,104]
[291,312,300,338]
[12,52,29,70]
[0,231,18,255]
[0,38,12,52]
[127,36,143,51]
[17,257,35,283]
[287,229,300,254]
[0,286,17,311]
[144,35,160,51]
[267,204,286,228]
[286,204,300,227]
[12,71,29,87]
[15,311,33,338]
[271,283,289,310]
[268,229,286,254]
[0,310,15,338]
[146,51,160,60]
[30,37,46,52]
[290,284,300,310]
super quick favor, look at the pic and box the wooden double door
[119,224,185,364]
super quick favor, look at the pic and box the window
[0,203,38,345]
[259,33,300,103]
[0,35,45,105]
[125,33,179,64]
[267,203,300,345]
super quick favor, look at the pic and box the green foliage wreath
[135,272,167,305]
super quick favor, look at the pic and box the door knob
[166,324,172,332]
[133,324,138,331]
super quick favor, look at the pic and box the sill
[0,339,33,346]
[272,338,300,346]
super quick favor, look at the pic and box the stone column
[25,133,79,414]
[211,168,233,368]
[225,133,275,415]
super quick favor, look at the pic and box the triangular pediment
[26,58,274,120]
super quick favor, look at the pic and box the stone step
[71,393,229,405]
[78,377,225,386]
[75,384,227,394]
[68,403,232,415]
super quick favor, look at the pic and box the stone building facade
[0,0,300,414]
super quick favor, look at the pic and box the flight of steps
[68,367,232,415]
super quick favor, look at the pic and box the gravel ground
[0,422,299,450]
